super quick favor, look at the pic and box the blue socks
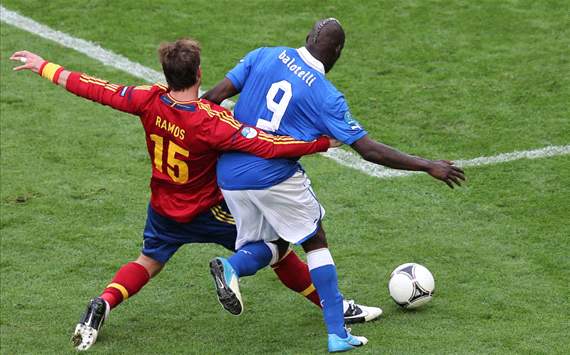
[228,243,346,338]
[307,248,347,338]
[228,241,274,277]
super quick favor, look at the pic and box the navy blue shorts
[142,202,237,264]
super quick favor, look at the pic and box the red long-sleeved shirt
[65,72,329,222]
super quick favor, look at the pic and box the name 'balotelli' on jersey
[217,46,367,190]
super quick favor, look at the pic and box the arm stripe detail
[196,101,317,144]
[257,135,312,145]
[79,77,119,92]
[155,83,168,91]
[258,132,297,141]
[80,74,107,85]
[197,101,242,129]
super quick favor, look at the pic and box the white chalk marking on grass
[0,5,222,102]
[2,5,569,179]
[1,6,163,82]
[324,145,570,178]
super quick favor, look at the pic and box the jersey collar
[296,47,325,75]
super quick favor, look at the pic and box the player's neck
[305,45,330,73]
[169,86,199,102]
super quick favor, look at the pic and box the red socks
[101,253,320,311]
[100,262,150,309]
[272,250,321,307]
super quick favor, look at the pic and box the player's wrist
[317,136,331,151]
[38,61,65,84]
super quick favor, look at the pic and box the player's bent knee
[301,226,328,253]
[135,254,164,278]
[271,239,290,260]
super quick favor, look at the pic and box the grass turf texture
[1,1,569,354]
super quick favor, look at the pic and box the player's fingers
[453,170,466,181]
[12,64,30,71]
[444,179,454,189]
[10,50,32,59]
[452,166,465,174]
[449,175,462,187]
[10,51,24,59]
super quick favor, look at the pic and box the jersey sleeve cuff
[342,130,368,146]
[225,73,243,91]
[316,136,331,151]
[65,71,83,93]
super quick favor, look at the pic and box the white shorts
[221,171,326,250]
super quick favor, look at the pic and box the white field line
[323,145,570,178]
[2,6,569,179]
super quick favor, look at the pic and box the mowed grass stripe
[2,4,567,181]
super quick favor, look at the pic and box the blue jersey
[217,46,367,190]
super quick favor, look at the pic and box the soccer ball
[388,263,435,309]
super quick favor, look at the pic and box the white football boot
[343,299,382,324]
[71,297,110,351]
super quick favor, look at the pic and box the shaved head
[307,18,345,47]
[305,18,345,73]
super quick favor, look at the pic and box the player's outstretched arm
[11,51,71,86]
[201,78,239,105]
[351,135,465,188]
[200,103,337,158]
[10,50,149,116]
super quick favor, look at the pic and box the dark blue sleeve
[320,93,368,145]
[225,48,264,91]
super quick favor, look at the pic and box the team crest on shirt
[241,126,258,139]
[344,111,362,130]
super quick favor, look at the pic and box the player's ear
[197,67,202,81]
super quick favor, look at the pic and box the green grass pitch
[1,1,569,354]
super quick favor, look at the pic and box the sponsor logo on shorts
[241,126,258,139]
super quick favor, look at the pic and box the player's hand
[426,160,465,188]
[327,137,343,148]
[10,51,45,73]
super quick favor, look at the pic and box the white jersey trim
[297,47,325,74]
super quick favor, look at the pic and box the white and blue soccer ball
[388,263,435,309]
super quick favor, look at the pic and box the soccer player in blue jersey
[203,18,465,352]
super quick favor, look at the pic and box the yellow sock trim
[107,283,129,300]
[300,283,316,297]
[41,63,62,82]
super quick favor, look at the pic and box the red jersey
[65,72,330,222]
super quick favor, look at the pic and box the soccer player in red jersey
[10,39,338,351]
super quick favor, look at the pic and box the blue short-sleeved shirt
[217,46,367,190]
